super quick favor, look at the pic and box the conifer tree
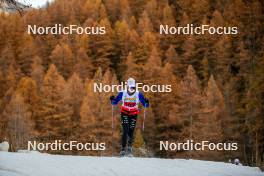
[30,56,44,88]
[99,3,108,21]
[119,0,132,21]
[181,36,197,76]
[104,0,118,22]
[0,70,4,100]
[15,77,39,124]
[0,45,16,74]
[35,64,73,141]
[177,0,210,23]
[124,52,140,80]
[245,55,264,165]
[64,73,85,137]
[114,20,131,76]
[74,47,93,80]
[128,0,147,19]
[159,3,176,50]
[201,75,225,160]
[168,65,203,158]
[207,36,232,85]
[144,46,162,82]
[3,93,31,151]
[145,0,159,28]
[90,18,115,71]
[50,43,74,79]
[85,68,119,155]
[6,63,23,89]
[17,34,37,76]
[165,45,181,76]
[79,94,97,155]
[34,34,57,68]
[138,11,153,34]
[134,32,158,64]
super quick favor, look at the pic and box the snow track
[0,152,263,176]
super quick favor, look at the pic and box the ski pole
[142,108,147,131]
[112,105,114,130]
[111,105,114,156]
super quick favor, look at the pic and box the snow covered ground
[0,151,263,176]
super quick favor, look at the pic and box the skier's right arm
[110,92,123,105]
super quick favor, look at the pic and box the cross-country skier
[110,78,149,157]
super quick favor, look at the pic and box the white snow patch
[0,152,263,176]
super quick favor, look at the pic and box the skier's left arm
[139,92,149,108]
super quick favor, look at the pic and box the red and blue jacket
[111,91,149,115]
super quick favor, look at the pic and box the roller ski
[119,147,133,157]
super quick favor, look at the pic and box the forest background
[0,0,263,166]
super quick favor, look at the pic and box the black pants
[120,113,137,150]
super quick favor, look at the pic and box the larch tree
[79,94,97,155]
[143,46,162,84]
[0,70,4,102]
[114,20,131,76]
[128,0,147,19]
[64,73,85,138]
[6,63,23,89]
[103,0,118,22]
[0,45,16,75]
[209,10,225,43]
[34,34,57,69]
[3,92,31,151]
[145,0,159,28]
[74,47,94,80]
[30,56,44,88]
[85,68,115,155]
[124,52,141,81]
[90,18,115,71]
[155,62,179,157]
[119,0,132,21]
[138,11,153,35]
[181,35,197,76]
[50,43,74,79]
[207,35,232,85]
[17,34,37,76]
[165,45,181,76]
[35,64,73,142]
[160,3,176,50]
[176,0,210,23]
[15,77,39,127]
[169,65,204,158]
[134,32,158,65]
[245,54,264,165]
[201,75,225,160]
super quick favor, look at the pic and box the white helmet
[127,78,136,88]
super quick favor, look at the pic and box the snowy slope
[0,151,263,176]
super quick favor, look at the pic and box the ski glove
[110,95,115,101]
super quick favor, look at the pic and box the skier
[110,78,149,157]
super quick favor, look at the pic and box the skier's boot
[120,149,126,157]
[127,146,133,157]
